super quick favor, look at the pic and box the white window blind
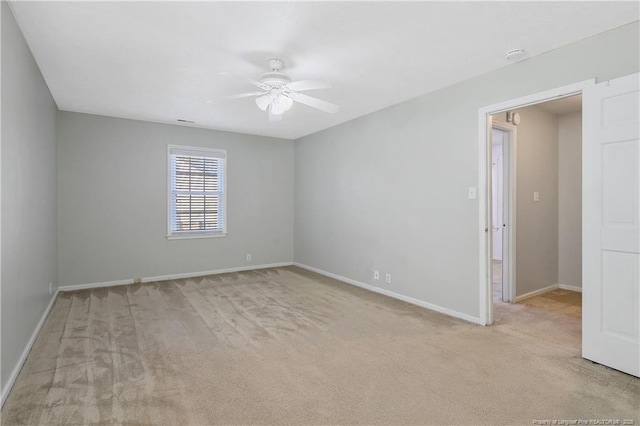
[168,145,226,238]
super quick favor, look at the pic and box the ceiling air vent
[505,48,526,61]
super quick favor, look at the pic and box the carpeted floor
[518,288,582,319]
[2,266,638,425]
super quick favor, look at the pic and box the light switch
[533,191,540,202]
[468,187,477,200]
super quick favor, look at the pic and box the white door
[492,131,504,261]
[583,73,639,377]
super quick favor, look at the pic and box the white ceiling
[538,94,583,115]
[8,1,638,140]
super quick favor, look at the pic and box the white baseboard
[58,262,294,292]
[514,283,582,303]
[514,284,558,302]
[59,278,131,291]
[558,284,582,293]
[1,291,59,407]
[293,263,483,325]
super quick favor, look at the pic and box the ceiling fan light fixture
[255,94,271,111]
[280,95,294,111]
[270,103,285,115]
[268,94,294,115]
[270,99,286,115]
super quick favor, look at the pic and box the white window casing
[167,145,227,239]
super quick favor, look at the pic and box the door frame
[477,79,595,325]
[491,121,517,303]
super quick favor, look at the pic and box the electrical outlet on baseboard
[374,270,380,280]
[246,254,252,262]
[133,277,142,284]
[385,273,391,284]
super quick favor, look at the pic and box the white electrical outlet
[374,270,380,280]
[533,191,540,202]
[385,273,391,284]
[246,254,252,262]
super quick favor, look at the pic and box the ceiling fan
[223,59,339,122]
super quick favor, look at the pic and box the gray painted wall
[294,22,639,318]
[57,112,294,286]
[1,2,58,392]
[558,111,583,289]
[512,105,559,296]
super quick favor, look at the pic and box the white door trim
[491,120,517,303]
[477,79,595,325]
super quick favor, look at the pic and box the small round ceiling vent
[505,48,526,61]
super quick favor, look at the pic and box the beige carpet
[518,289,582,319]
[2,267,638,425]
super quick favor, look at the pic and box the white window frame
[167,144,227,240]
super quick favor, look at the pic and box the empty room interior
[1,1,639,425]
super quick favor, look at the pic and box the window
[167,145,226,239]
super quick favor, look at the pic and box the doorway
[489,119,517,307]
[489,96,583,321]
[492,129,505,302]
[477,79,592,325]
[479,75,640,377]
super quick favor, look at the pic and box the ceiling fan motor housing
[260,71,291,88]
[260,58,291,88]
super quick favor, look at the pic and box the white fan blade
[225,91,266,100]
[290,92,340,114]
[218,71,269,91]
[246,79,270,90]
[286,79,331,92]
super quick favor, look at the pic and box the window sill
[166,232,227,240]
